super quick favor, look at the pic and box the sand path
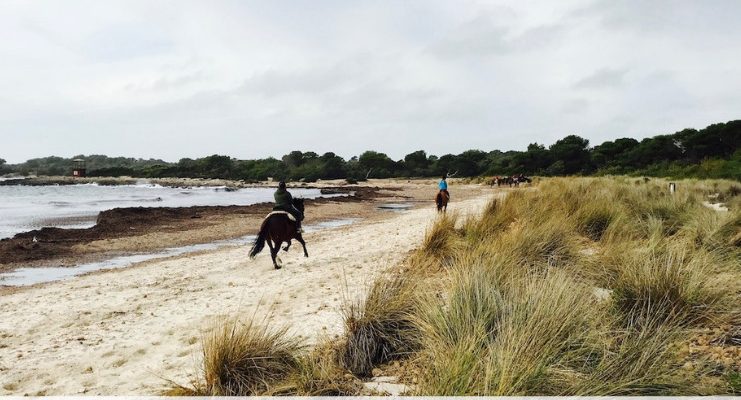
[0,192,492,395]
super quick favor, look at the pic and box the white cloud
[0,0,739,163]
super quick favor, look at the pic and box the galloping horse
[436,191,450,212]
[248,198,308,269]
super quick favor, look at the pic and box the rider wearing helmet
[274,181,304,233]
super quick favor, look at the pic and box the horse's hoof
[274,265,282,270]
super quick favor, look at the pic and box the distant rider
[274,181,304,233]
[439,175,450,200]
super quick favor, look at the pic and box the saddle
[265,211,297,222]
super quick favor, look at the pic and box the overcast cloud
[1,0,740,163]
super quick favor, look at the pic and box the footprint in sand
[111,358,127,368]
[183,336,198,345]
[2,383,18,392]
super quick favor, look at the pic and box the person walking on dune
[274,181,303,233]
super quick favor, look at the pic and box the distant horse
[436,190,450,212]
[511,175,532,187]
[248,198,308,269]
[496,176,513,187]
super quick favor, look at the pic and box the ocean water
[0,183,338,239]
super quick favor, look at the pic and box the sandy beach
[0,181,493,395]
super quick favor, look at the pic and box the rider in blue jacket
[439,175,449,199]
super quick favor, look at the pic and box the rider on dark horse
[274,181,304,233]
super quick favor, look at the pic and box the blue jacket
[439,180,448,190]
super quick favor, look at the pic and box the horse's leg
[283,240,292,252]
[273,240,283,269]
[296,234,309,258]
[267,239,280,269]
[266,239,278,268]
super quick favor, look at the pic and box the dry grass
[574,200,620,241]
[340,273,420,376]
[200,317,302,396]
[414,267,603,395]
[267,342,362,396]
[569,320,691,395]
[610,245,732,328]
[401,177,740,395]
[419,212,460,265]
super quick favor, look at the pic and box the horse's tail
[249,219,269,259]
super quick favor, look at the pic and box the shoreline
[0,185,386,271]
[0,180,485,275]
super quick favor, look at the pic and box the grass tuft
[420,212,459,264]
[341,273,420,376]
[267,342,362,395]
[610,246,731,327]
[201,317,302,396]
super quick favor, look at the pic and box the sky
[1,0,740,163]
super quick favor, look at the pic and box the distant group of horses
[489,175,532,187]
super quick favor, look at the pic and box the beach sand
[0,181,494,395]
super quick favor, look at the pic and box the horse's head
[292,197,305,214]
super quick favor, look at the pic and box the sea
[0,182,336,240]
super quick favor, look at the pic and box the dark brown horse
[435,190,449,212]
[248,198,308,269]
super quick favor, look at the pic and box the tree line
[2,120,739,181]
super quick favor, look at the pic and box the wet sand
[0,186,383,271]
[0,180,493,395]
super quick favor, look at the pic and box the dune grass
[419,212,461,266]
[200,317,302,396]
[173,317,362,396]
[609,245,733,328]
[400,176,740,395]
[266,342,362,396]
[181,176,739,396]
[414,267,602,395]
[340,272,420,377]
